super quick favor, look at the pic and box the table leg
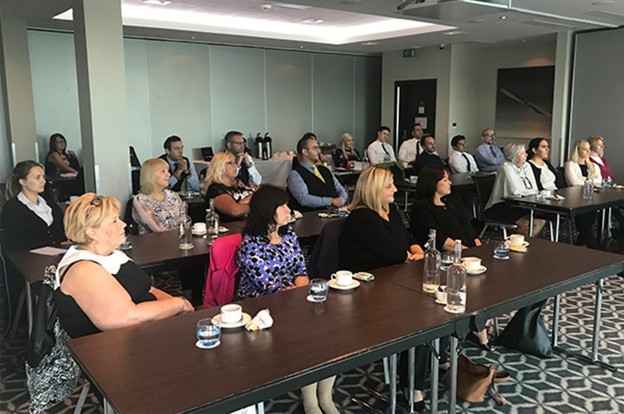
[529,210,534,237]
[430,339,440,414]
[552,294,560,347]
[448,336,458,414]
[408,348,414,412]
[555,214,560,243]
[553,279,617,371]
[25,281,33,336]
[390,353,397,414]
[103,398,114,414]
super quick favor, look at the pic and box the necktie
[461,153,471,172]
[312,164,326,183]
[489,145,497,157]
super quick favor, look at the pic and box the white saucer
[211,312,252,328]
[435,299,446,305]
[511,241,530,248]
[467,265,487,275]
[493,255,510,260]
[195,339,220,349]
[218,226,230,234]
[306,295,327,303]
[192,229,207,236]
[328,279,361,290]
[444,305,465,314]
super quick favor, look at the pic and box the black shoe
[401,389,426,413]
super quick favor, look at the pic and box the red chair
[202,233,243,309]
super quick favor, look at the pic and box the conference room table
[6,211,341,335]
[66,238,623,414]
[504,185,624,242]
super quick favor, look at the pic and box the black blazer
[0,196,65,252]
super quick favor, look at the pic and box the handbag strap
[487,376,507,405]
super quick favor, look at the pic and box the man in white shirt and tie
[448,135,479,174]
[366,126,396,165]
[398,123,424,168]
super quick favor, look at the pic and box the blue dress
[236,227,307,299]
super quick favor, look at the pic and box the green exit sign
[403,48,416,58]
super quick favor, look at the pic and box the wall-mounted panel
[146,41,212,159]
[209,45,265,150]
[354,56,381,152]
[266,50,312,152]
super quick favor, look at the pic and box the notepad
[30,246,67,256]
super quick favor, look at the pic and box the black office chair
[472,173,517,239]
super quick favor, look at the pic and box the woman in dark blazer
[1,160,65,252]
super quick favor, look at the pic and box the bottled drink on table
[178,201,194,250]
[423,229,441,293]
[583,174,594,199]
[446,239,466,313]
[205,199,220,238]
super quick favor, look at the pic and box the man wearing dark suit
[411,135,444,175]
[158,135,200,192]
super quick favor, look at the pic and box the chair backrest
[471,173,497,221]
[308,218,345,280]
[203,233,243,308]
[129,146,141,167]
[124,198,139,235]
[556,166,568,188]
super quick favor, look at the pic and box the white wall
[26,31,381,166]
[381,36,557,158]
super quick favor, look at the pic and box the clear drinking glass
[196,318,221,349]
[493,241,510,259]
[308,279,329,302]
[178,215,194,250]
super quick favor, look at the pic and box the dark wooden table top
[68,278,455,414]
[378,238,623,317]
[504,186,624,217]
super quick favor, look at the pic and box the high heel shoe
[402,388,426,413]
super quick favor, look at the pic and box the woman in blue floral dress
[236,185,339,414]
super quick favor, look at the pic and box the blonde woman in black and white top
[564,139,601,186]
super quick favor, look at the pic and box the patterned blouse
[236,227,307,300]
[132,189,184,234]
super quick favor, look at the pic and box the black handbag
[26,265,58,368]
[495,300,553,358]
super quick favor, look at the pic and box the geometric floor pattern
[2,274,624,414]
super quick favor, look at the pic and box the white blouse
[529,160,557,191]
[17,192,53,226]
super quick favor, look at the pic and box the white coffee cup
[436,285,447,304]
[220,304,242,324]
[193,222,207,233]
[509,234,525,247]
[463,257,481,272]
[331,270,353,286]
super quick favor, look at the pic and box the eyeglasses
[86,195,103,218]
[231,141,245,146]
[483,133,496,138]
[226,161,238,165]
[519,174,533,190]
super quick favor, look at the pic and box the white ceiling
[18,0,624,54]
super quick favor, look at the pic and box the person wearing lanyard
[366,126,397,165]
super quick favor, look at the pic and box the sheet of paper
[29,246,68,256]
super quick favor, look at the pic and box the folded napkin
[245,309,273,331]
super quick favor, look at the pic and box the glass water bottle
[446,239,466,313]
[422,229,441,293]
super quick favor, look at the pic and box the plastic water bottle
[446,239,466,313]
[423,229,441,293]
[583,174,594,200]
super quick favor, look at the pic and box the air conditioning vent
[584,10,624,24]
[521,19,573,29]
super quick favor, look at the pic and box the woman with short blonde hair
[55,193,193,339]
[132,158,185,234]
[202,152,255,222]
[333,132,360,169]
[340,166,423,272]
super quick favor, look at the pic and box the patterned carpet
[2,228,624,413]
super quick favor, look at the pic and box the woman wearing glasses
[54,193,193,339]
[132,158,186,234]
[484,143,544,236]
[201,152,255,222]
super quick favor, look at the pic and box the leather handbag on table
[446,354,509,405]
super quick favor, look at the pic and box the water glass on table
[308,279,329,302]
[493,241,510,259]
[196,318,221,349]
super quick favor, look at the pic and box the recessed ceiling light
[361,41,378,46]
[301,18,324,24]
[499,15,508,20]
[142,0,170,5]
